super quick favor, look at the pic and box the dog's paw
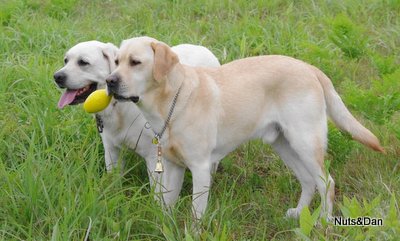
[285,207,301,219]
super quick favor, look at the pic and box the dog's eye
[78,59,89,66]
[115,59,119,66]
[64,58,68,64]
[130,59,141,67]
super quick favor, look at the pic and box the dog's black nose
[106,74,119,91]
[54,72,67,87]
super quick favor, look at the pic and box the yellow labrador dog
[106,36,383,219]
[53,40,220,187]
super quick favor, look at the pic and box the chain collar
[153,84,183,143]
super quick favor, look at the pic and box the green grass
[1,0,399,240]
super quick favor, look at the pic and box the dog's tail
[313,66,384,152]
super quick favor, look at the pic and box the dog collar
[152,84,183,143]
[152,84,183,173]
[95,114,104,133]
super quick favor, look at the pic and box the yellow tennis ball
[83,89,112,113]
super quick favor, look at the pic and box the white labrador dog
[106,36,384,220]
[54,40,220,187]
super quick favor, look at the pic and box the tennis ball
[83,89,112,113]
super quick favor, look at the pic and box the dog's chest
[164,142,186,167]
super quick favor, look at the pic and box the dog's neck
[140,65,195,136]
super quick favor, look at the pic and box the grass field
[1,0,399,240]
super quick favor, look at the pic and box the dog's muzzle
[54,71,67,88]
[106,74,139,103]
[106,74,119,94]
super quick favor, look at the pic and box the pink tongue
[58,89,79,109]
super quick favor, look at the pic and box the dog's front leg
[190,163,212,220]
[159,160,185,207]
[101,135,121,172]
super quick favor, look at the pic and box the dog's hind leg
[271,134,317,218]
[283,122,335,219]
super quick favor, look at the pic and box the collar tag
[152,136,159,145]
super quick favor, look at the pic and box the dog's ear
[151,42,178,82]
[102,43,118,72]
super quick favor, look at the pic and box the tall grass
[0,0,399,240]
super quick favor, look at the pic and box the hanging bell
[155,160,164,173]
[154,141,163,173]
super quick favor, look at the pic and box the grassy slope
[0,0,399,240]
